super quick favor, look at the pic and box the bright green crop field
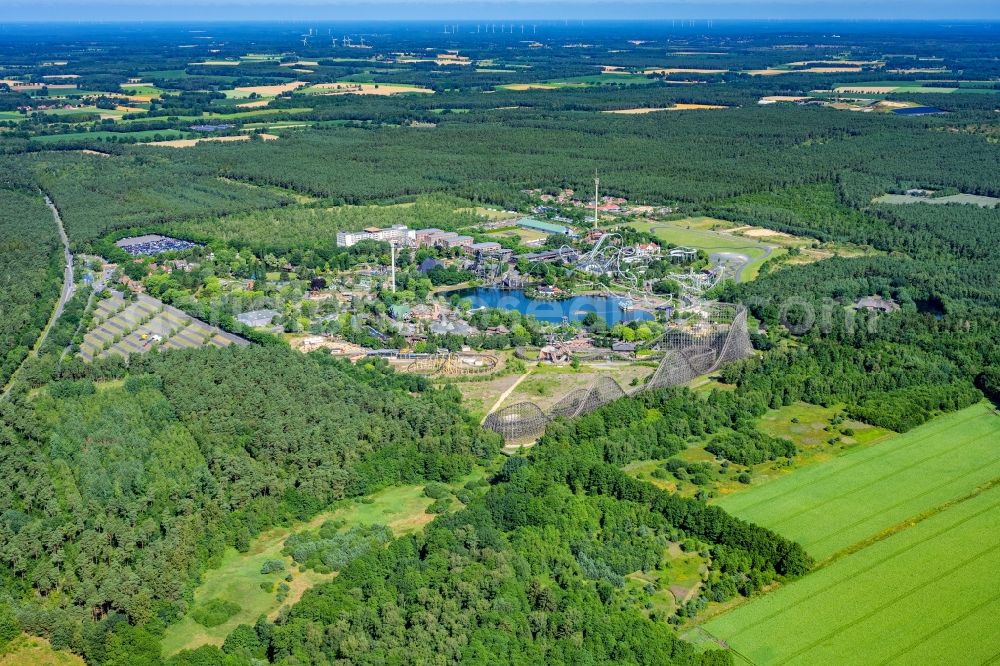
[715,402,1000,561]
[702,481,1000,665]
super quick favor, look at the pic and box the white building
[336,225,417,248]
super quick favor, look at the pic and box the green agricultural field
[716,402,1000,561]
[702,481,1000,665]
[835,80,1000,94]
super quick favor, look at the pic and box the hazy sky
[2,0,999,22]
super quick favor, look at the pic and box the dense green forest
[162,387,807,665]
[20,152,291,247]
[0,347,496,661]
[0,176,62,388]
[159,195,483,254]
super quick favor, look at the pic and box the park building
[669,247,698,263]
[336,225,416,248]
[517,216,574,236]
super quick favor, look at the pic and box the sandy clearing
[310,82,434,95]
[807,66,864,73]
[502,83,561,90]
[786,59,880,67]
[760,95,812,102]
[644,68,728,75]
[147,134,278,148]
[267,571,337,621]
[602,103,727,114]
[835,85,899,94]
[279,60,319,67]
[78,149,111,157]
[290,68,314,74]
[121,93,159,102]
[234,81,306,96]
[237,99,272,108]
[671,103,728,110]
[887,68,949,74]
[747,66,863,75]
[734,226,794,239]
[190,60,240,66]
[389,510,437,533]
[41,74,80,79]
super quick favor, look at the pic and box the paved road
[2,194,74,398]
[710,245,774,283]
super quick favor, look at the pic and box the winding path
[1,194,74,398]
[481,370,532,425]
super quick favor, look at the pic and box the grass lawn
[702,480,1000,665]
[158,467,496,659]
[486,226,549,245]
[0,635,84,666]
[160,484,438,657]
[629,218,778,281]
[455,370,526,422]
[501,361,654,412]
[757,401,891,448]
[715,402,1000,561]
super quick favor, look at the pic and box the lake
[454,288,654,324]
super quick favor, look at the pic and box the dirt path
[2,194,74,399]
[481,369,533,424]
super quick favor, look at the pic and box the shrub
[260,560,285,575]
[0,602,19,650]
[190,599,242,628]
[427,497,453,514]
[422,482,450,499]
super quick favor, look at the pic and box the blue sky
[2,0,999,22]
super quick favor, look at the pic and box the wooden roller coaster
[405,353,500,376]
[483,304,753,441]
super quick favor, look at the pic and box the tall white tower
[593,171,600,229]
[390,243,396,293]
